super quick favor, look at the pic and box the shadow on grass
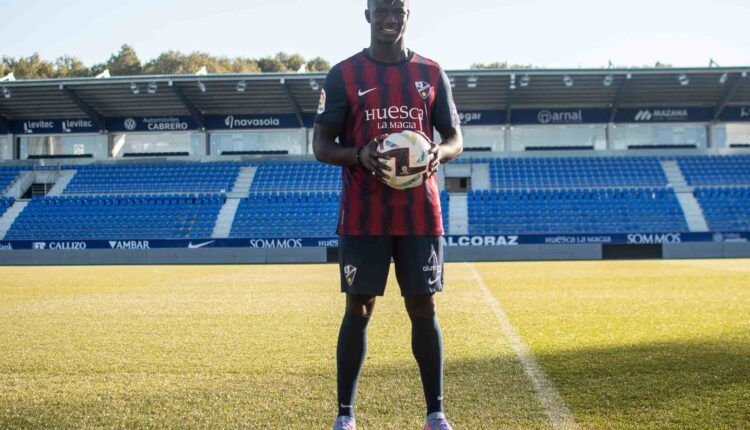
[528,338,750,429]
[0,339,746,429]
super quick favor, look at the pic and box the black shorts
[338,235,444,297]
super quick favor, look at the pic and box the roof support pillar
[609,74,631,123]
[170,83,205,129]
[59,85,107,131]
[281,79,306,128]
[713,73,746,120]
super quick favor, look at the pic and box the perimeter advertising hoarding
[511,109,610,125]
[10,118,99,134]
[719,106,750,122]
[615,107,714,123]
[205,114,302,130]
[107,116,198,133]
[458,110,506,126]
[2,232,746,251]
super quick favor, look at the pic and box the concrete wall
[0,247,328,266]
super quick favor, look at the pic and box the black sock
[410,315,444,416]
[336,313,371,418]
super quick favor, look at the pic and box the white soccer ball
[377,130,432,190]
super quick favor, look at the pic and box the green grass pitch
[0,260,748,429]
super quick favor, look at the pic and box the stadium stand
[1,154,748,240]
[440,191,450,233]
[694,187,750,231]
[0,197,14,217]
[62,163,243,195]
[0,167,24,192]
[677,155,750,186]
[250,161,341,192]
[4,194,224,240]
[468,188,688,235]
[483,157,668,189]
[230,192,339,237]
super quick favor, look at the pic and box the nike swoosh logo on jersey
[358,88,377,96]
[428,277,440,285]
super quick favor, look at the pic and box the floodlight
[2,87,10,99]
[147,82,157,94]
[197,81,207,93]
[520,74,530,87]
[467,76,478,88]
[236,80,247,92]
[719,73,729,85]
[603,74,614,86]
[130,82,139,95]
[678,74,689,86]
[563,75,573,87]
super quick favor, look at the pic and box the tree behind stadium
[1,45,331,79]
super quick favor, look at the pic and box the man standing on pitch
[313,1,463,428]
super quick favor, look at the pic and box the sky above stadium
[1,0,748,70]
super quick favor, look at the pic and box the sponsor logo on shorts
[344,265,357,286]
[423,245,442,285]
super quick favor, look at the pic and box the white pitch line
[468,264,580,430]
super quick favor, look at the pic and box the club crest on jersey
[317,89,327,115]
[415,81,431,100]
[344,265,358,286]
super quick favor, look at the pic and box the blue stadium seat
[467,188,688,235]
[62,162,246,195]
[4,195,225,240]
[695,187,750,231]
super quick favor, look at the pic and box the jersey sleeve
[432,68,460,135]
[314,65,348,131]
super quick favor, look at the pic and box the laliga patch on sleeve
[317,89,327,115]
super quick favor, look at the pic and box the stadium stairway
[227,166,257,198]
[212,166,257,238]
[471,163,491,190]
[660,160,709,232]
[660,160,690,191]
[46,170,78,196]
[211,198,241,239]
[0,201,28,240]
[448,194,468,235]
[676,193,710,232]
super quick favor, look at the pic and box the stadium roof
[0,67,748,128]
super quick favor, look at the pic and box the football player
[313,1,463,429]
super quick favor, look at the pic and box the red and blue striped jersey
[315,49,459,236]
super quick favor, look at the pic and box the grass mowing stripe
[468,264,580,430]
